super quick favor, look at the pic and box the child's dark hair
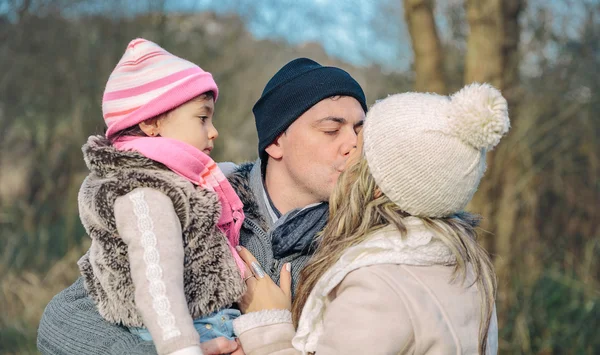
[109,91,215,143]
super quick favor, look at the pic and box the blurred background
[0,0,598,353]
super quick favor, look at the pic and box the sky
[2,0,595,72]
[163,0,410,70]
[162,0,594,71]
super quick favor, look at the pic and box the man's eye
[354,122,364,134]
[324,130,339,135]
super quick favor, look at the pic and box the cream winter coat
[233,218,498,355]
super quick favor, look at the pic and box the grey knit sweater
[37,160,326,355]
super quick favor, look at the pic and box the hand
[231,339,246,355]
[200,337,244,355]
[236,246,292,314]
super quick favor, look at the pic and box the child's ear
[138,117,161,137]
[264,134,285,159]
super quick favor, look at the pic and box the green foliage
[0,1,598,354]
[0,9,411,273]
[0,323,37,355]
[500,265,600,354]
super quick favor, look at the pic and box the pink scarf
[114,136,246,277]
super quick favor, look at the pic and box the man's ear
[264,134,285,160]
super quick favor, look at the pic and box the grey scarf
[249,161,329,259]
[270,203,329,258]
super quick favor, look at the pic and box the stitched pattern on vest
[129,190,181,341]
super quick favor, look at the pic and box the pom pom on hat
[447,83,510,151]
[362,83,511,218]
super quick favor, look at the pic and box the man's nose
[341,130,358,156]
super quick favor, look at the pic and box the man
[37,58,367,355]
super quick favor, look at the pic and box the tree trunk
[501,0,524,103]
[464,0,504,88]
[403,0,447,94]
[464,0,526,326]
[464,0,525,239]
[464,0,524,95]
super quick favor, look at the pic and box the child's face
[155,96,218,155]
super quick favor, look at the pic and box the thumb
[280,263,292,301]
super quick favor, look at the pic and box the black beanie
[253,58,367,161]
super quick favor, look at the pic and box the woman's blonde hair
[292,157,497,354]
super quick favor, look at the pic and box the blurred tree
[402,0,599,353]
[464,0,504,88]
[0,0,410,272]
[463,0,527,316]
[0,0,597,353]
[403,0,447,94]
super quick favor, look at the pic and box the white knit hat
[363,83,510,218]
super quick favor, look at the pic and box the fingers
[242,262,253,279]
[236,246,258,265]
[242,272,258,292]
[230,338,246,355]
[237,246,259,288]
[200,337,238,355]
[250,261,266,279]
[236,246,266,279]
[279,263,292,301]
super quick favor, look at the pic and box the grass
[0,242,89,355]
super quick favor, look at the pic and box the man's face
[268,96,365,202]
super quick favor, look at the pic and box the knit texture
[253,58,367,161]
[36,160,322,355]
[37,278,159,355]
[113,135,246,276]
[103,38,218,138]
[77,136,246,327]
[363,83,510,217]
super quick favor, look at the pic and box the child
[77,38,246,355]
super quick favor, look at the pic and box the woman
[233,83,508,354]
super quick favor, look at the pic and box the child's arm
[115,187,202,355]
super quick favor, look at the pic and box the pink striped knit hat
[103,38,219,138]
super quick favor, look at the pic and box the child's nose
[209,124,219,140]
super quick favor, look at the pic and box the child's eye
[198,116,208,122]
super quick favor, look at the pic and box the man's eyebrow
[314,116,347,125]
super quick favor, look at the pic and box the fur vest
[77,136,245,327]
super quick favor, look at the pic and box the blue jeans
[129,308,241,343]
